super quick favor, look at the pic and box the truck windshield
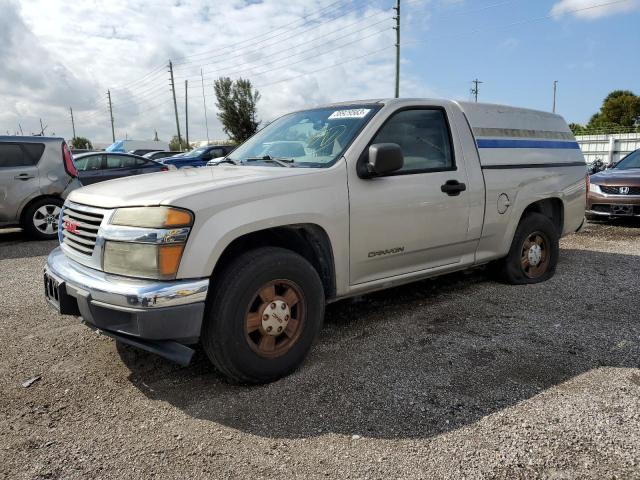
[227,106,379,167]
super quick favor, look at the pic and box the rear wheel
[22,197,63,240]
[491,212,559,284]
[202,247,325,384]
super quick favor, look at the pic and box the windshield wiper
[211,158,238,165]
[244,155,294,167]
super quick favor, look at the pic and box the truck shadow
[118,247,640,440]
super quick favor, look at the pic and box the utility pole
[471,78,483,102]
[185,80,189,148]
[393,0,400,98]
[107,90,115,142]
[201,68,210,144]
[168,61,183,151]
[69,107,76,139]
[552,80,558,113]
[39,118,45,136]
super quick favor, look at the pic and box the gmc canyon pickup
[44,98,587,383]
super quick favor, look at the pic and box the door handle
[14,173,35,180]
[440,180,466,196]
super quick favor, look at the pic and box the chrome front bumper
[46,247,208,309]
[44,247,209,363]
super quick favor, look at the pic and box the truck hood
[68,166,319,208]
[590,168,640,186]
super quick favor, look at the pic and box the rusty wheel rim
[244,279,305,358]
[520,231,550,279]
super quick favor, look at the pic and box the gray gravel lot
[1,221,639,479]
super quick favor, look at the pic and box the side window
[75,155,103,171]
[135,158,148,166]
[0,144,30,167]
[74,157,88,171]
[371,109,454,174]
[106,155,136,169]
[22,143,45,164]
[210,148,224,158]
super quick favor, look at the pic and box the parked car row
[0,137,232,239]
[2,128,638,242]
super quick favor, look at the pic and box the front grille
[600,185,640,195]
[61,205,104,256]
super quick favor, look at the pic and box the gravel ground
[1,221,639,479]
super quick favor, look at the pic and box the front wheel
[202,247,325,384]
[491,212,559,284]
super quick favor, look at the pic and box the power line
[183,24,392,88]
[172,0,377,65]
[175,13,392,82]
[254,45,393,90]
[174,1,387,69]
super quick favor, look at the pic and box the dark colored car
[73,152,169,185]
[161,145,235,169]
[587,148,640,219]
[143,151,180,161]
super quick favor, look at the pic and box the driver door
[348,107,473,285]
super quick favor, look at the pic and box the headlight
[589,183,601,193]
[103,242,185,280]
[104,206,193,280]
[111,206,193,228]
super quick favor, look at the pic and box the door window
[74,155,103,171]
[0,144,30,167]
[371,109,454,174]
[106,155,137,169]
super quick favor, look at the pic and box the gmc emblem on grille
[619,186,630,195]
[64,220,79,233]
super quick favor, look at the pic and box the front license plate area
[612,204,633,216]
[44,272,80,315]
[44,272,61,312]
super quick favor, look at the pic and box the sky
[0,0,639,146]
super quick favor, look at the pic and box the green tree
[169,135,190,152]
[568,123,585,136]
[587,90,640,130]
[71,136,93,150]
[214,77,260,143]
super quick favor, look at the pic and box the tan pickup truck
[44,98,586,383]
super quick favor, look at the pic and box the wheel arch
[209,223,337,300]
[519,197,564,236]
[19,194,63,226]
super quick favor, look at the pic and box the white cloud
[0,0,430,145]
[551,0,640,19]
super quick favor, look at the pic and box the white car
[44,98,586,383]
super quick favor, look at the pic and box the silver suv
[0,136,79,239]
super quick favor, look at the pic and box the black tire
[202,247,325,384]
[22,197,63,240]
[490,212,559,284]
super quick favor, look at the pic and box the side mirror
[363,143,404,177]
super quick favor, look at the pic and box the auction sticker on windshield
[328,109,371,119]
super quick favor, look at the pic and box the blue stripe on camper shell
[476,139,580,149]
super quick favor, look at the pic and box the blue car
[161,145,235,169]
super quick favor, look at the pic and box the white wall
[576,133,640,165]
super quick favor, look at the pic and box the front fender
[176,165,349,294]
